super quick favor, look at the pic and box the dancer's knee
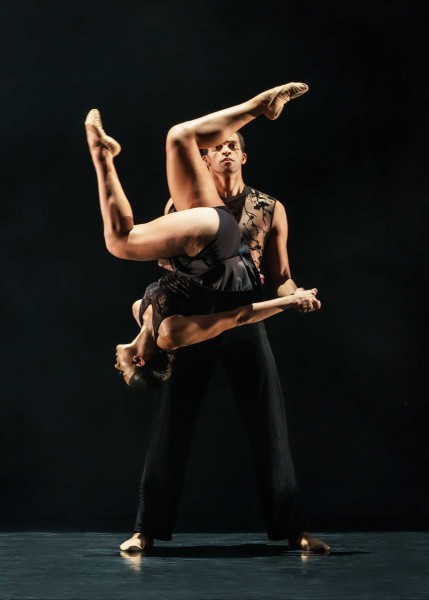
[166,123,194,150]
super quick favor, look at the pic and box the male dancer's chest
[225,188,276,272]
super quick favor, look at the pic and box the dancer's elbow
[166,123,194,148]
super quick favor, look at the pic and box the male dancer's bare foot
[258,82,309,120]
[85,108,122,156]
[119,532,154,553]
[289,532,330,553]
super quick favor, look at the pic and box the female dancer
[85,83,320,388]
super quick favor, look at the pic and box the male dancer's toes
[289,532,330,553]
[119,532,154,553]
[85,108,121,157]
[259,82,309,120]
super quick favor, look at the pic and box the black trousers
[134,322,306,540]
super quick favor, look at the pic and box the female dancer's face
[115,344,139,384]
[115,311,157,385]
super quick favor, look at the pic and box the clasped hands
[291,287,321,313]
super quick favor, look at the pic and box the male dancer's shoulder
[241,186,278,226]
[237,186,280,270]
[225,185,278,222]
[245,186,279,209]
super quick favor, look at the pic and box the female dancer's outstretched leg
[165,82,309,211]
[84,82,308,259]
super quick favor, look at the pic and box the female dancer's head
[115,300,175,389]
[115,341,175,389]
[129,351,175,389]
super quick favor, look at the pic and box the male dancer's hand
[293,287,321,313]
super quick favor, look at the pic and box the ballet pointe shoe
[261,82,309,120]
[85,108,121,157]
[289,532,330,553]
[119,532,154,553]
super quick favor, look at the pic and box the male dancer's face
[203,133,247,176]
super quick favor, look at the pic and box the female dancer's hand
[290,288,321,313]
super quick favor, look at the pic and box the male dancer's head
[201,132,247,198]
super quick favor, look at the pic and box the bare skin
[202,134,248,198]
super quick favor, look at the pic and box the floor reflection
[0,531,426,599]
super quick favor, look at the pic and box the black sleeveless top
[139,206,261,340]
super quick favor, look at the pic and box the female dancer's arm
[156,289,320,351]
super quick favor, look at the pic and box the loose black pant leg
[221,322,307,540]
[134,338,220,540]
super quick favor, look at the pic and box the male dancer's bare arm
[265,200,322,312]
[265,201,298,296]
[156,289,320,351]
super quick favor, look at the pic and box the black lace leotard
[139,206,261,340]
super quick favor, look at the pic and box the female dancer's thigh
[165,126,223,211]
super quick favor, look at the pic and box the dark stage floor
[0,532,427,599]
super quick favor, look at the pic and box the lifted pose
[85,83,320,388]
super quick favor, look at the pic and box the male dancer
[120,90,330,553]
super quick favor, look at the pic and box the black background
[1,0,427,531]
